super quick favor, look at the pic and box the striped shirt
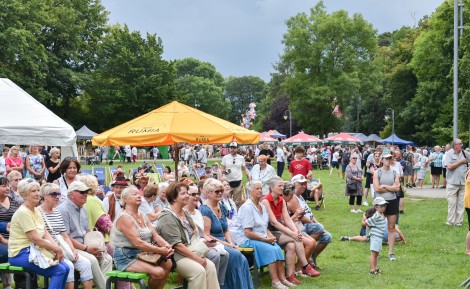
[366,211,386,239]
[42,208,67,236]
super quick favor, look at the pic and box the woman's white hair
[17,178,40,198]
[203,178,223,193]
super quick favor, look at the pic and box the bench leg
[23,271,32,289]
[105,276,113,289]
[137,279,147,289]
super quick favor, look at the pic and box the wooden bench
[238,247,268,288]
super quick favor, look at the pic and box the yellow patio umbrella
[92,101,260,179]
[92,101,260,146]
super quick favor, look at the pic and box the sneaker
[340,236,350,241]
[272,281,289,289]
[315,205,321,211]
[302,264,321,277]
[362,201,369,206]
[356,208,363,213]
[375,269,383,274]
[285,275,301,285]
[388,253,396,261]
[369,270,380,275]
[445,222,454,226]
[350,209,357,213]
[456,223,463,227]
[399,210,404,214]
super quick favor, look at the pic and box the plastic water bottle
[229,207,234,219]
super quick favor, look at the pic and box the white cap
[373,197,388,206]
[291,174,307,183]
[67,181,90,193]
[230,141,238,148]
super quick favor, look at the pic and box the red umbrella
[282,132,322,145]
[259,133,278,143]
[323,133,362,144]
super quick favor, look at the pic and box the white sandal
[272,281,289,289]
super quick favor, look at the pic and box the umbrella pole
[174,144,179,182]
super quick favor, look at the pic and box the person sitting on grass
[365,197,388,275]
[340,207,406,244]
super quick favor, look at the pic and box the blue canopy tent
[269,130,286,139]
[382,134,414,146]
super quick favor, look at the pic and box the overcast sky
[101,0,445,81]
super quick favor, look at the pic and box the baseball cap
[67,181,90,193]
[230,141,238,148]
[373,197,388,206]
[291,174,308,183]
[382,153,393,159]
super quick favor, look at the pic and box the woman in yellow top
[465,169,470,255]
[8,178,69,288]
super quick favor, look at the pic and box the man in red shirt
[289,146,313,179]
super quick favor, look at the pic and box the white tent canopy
[0,78,78,157]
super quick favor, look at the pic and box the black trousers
[277,161,285,177]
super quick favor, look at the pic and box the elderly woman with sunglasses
[53,157,81,203]
[184,183,230,287]
[7,170,24,204]
[200,178,254,289]
[345,154,364,213]
[8,179,70,288]
[39,183,93,289]
[5,146,24,176]
[234,181,288,289]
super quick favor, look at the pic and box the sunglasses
[377,204,387,208]
[190,192,201,197]
[213,189,223,194]
[48,192,61,198]
[76,190,89,195]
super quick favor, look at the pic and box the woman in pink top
[5,146,24,176]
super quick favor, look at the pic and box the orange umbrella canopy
[92,101,260,146]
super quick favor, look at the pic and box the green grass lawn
[83,160,469,289]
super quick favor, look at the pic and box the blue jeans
[0,243,7,263]
[9,247,70,288]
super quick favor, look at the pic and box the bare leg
[276,261,287,281]
[387,214,397,255]
[283,242,297,276]
[466,231,470,255]
[268,262,281,284]
[370,251,379,271]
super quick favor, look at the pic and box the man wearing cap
[288,174,331,268]
[373,153,400,261]
[221,141,251,207]
[58,181,112,289]
[442,138,470,226]
[251,154,276,195]
[292,174,323,210]
[103,176,128,222]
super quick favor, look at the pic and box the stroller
[320,155,329,170]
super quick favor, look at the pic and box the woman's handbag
[347,182,358,193]
[95,214,113,234]
[84,231,106,257]
[396,184,406,198]
[188,233,209,257]
[136,252,166,266]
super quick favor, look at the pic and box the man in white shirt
[131,146,138,163]
[251,155,276,195]
[221,142,251,207]
[276,143,285,177]
[197,145,207,166]
[0,147,8,175]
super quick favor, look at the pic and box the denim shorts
[370,236,382,252]
[304,223,332,244]
[114,247,140,271]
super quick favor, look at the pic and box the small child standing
[366,197,388,275]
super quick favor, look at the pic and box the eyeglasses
[190,192,201,197]
[48,192,61,198]
[213,189,223,194]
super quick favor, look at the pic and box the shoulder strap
[38,207,57,235]
[378,168,382,181]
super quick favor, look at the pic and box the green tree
[0,0,108,119]
[174,58,229,119]
[280,2,380,136]
[224,76,266,124]
[83,24,176,131]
